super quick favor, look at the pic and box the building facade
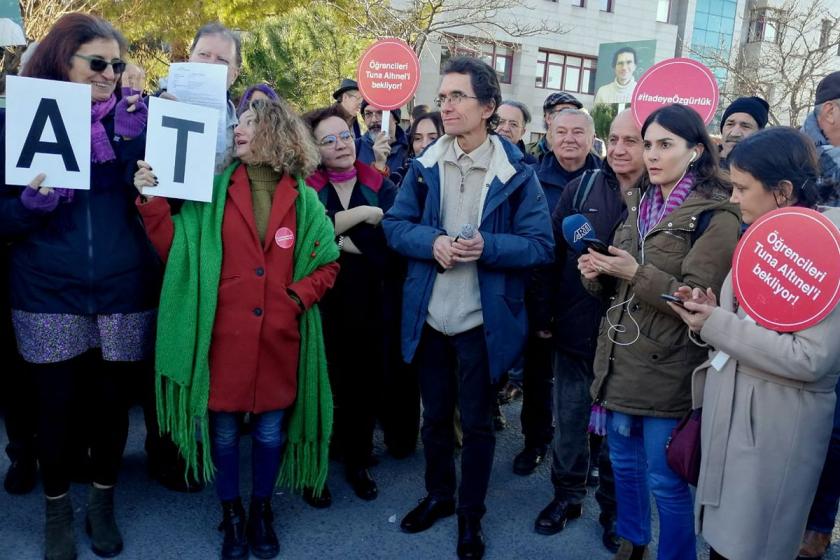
[402,0,839,135]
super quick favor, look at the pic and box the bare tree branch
[684,0,840,126]
[327,0,567,57]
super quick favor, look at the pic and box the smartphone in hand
[583,238,611,255]
[660,294,686,307]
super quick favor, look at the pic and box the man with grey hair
[496,100,536,165]
[511,108,601,479]
[162,22,242,173]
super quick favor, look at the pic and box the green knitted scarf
[154,160,339,493]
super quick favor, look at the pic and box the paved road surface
[1,403,837,559]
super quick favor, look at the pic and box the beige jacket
[694,208,840,559]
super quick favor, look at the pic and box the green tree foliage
[101,0,304,58]
[237,4,372,112]
[591,103,618,142]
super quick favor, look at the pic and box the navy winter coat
[0,109,161,315]
[383,134,554,382]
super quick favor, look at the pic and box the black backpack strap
[690,209,714,245]
[573,169,600,213]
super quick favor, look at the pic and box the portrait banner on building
[593,40,657,106]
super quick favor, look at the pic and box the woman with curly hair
[134,98,339,560]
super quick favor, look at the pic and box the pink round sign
[357,38,421,110]
[631,58,719,129]
[274,227,295,249]
[732,208,840,332]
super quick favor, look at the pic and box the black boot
[85,485,123,558]
[218,498,248,560]
[247,496,279,559]
[45,494,76,560]
[5,454,37,495]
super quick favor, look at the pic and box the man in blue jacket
[383,57,554,560]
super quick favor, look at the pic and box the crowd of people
[1,12,839,560]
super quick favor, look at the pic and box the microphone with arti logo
[561,214,610,254]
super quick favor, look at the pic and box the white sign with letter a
[144,96,219,203]
[5,76,91,189]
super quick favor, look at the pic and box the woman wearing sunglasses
[669,128,840,560]
[0,13,154,560]
[300,105,397,506]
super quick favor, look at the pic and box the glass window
[546,64,563,89]
[821,19,832,49]
[709,0,723,16]
[564,66,581,91]
[656,0,670,23]
[535,49,597,93]
[722,0,737,17]
[439,36,514,83]
[572,0,585,6]
[600,0,613,12]
[748,9,781,44]
[536,61,546,88]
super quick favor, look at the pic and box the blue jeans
[210,409,285,502]
[608,412,696,560]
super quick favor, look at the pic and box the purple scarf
[638,172,695,238]
[54,95,118,203]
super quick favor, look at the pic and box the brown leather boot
[797,530,832,559]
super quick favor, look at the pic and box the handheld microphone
[562,214,611,255]
[562,214,597,253]
[437,224,476,273]
[454,223,476,242]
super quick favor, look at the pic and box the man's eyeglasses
[434,93,479,108]
[317,130,354,147]
[73,54,127,74]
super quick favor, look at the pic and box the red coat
[139,166,339,413]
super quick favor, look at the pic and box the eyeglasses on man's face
[434,92,479,108]
[317,130,354,148]
[73,54,127,74]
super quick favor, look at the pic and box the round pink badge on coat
[274,227,295,249]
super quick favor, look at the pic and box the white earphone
[689,152,697,163]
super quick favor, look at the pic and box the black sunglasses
[73,54,126,74]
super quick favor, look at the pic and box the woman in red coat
[134,99,339,560]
